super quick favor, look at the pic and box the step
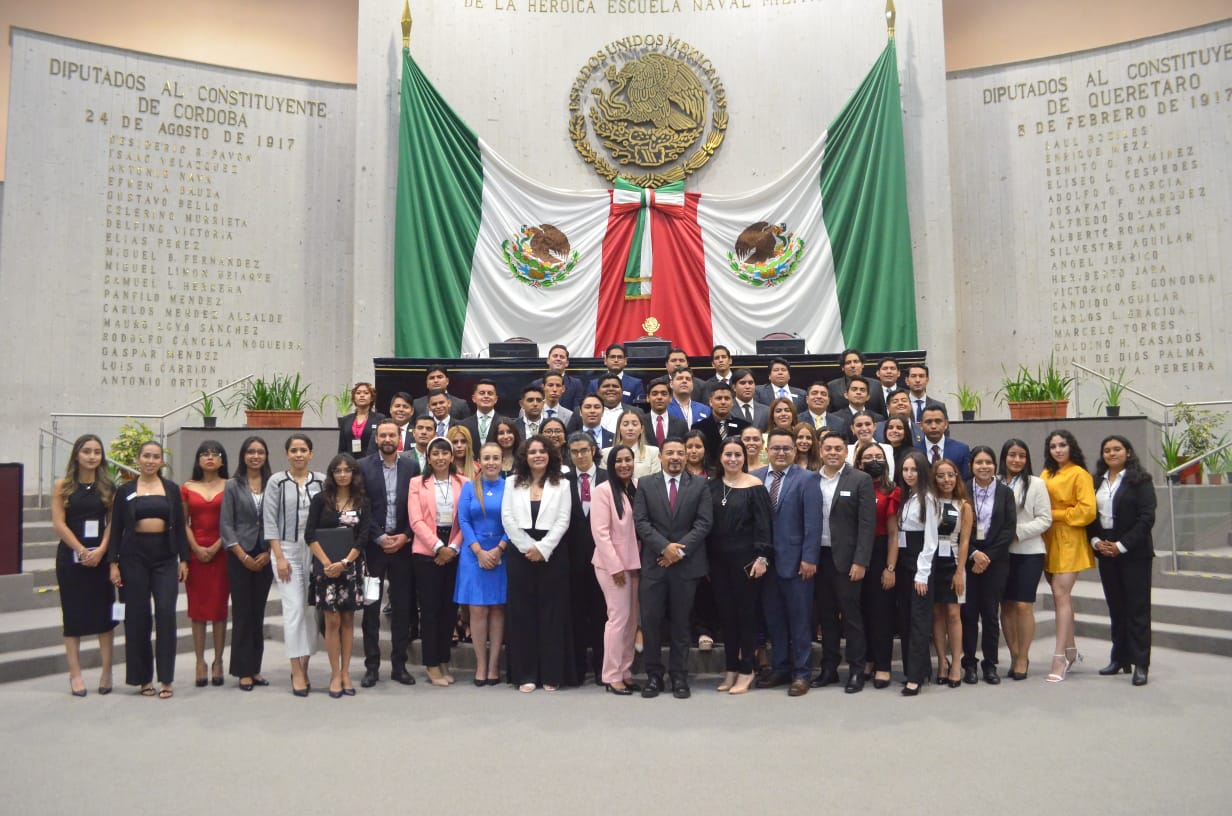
[1157,571,1232,593]
[1072,613,1232,658]
[22,522,58,546]
[24,494,50,509]
[22,541,58,561]
[1174,548,1232,576]
[1041,581,1232,632]
[25,558,56,588]
[21,507,50,523]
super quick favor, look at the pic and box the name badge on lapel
[839,490,852,497]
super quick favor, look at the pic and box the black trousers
[961,553,1011,670]
[710,550,761,674]
[896,534,925,672]
[862,537,897,673]
[1098,556,1152,668]
[363,544,414,672]
[690,575,719,640]
[226,550,273,678]
[506,545,570,686]
[412,554,457,668]
[121,542,179,686]
[640,567,700,680]
[905,575,935,684]
[816,552,866,674]
[570,563,606,682]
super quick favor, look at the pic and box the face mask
[862,461,886,478]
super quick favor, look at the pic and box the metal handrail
[1164,439,1232,572]
[37,427,141,508]
[1072,363,1232,421]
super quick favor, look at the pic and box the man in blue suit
[754,428,823,696]
[916,406,971,479]
[587,343,645,405]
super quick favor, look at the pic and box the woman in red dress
[182,440,231,687]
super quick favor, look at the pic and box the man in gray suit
[812,433,877,693]
[634,437,713,699]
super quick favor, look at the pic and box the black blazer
[358,453,417,552]
[823,465,877,573]
[633,471,713,581]
[826,375,872,413]
[643,412,689,448]
[565,468,608,574]
[109,477,190,564]
[1087,470,1156,561]
[568,423,615,450]
[965,479,1017,562]
[412,393,470,422]
[460,413,510,457]
[693,414,751,467]
[338,411,386,455]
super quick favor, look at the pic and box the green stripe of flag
[394,49,484,357]
[819,40,918,350]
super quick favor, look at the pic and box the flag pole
[885,0,896,39]
[401,1,413,50]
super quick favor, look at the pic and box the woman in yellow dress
[1040,430,1096,683]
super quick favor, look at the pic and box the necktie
[580,472,591,502]
[915,399,924,422]
[592,428,601,444]
[656,415,665,446]
[546,408,555,417]
[479,415,490,439]
[769,470,783,511]
[742,404,752,422]
[931,444,941,465]
[814,415,824,430]
[528,421,539,436]
[668,477,678,512]
[397,429,405,452]
[436,421,446,437]
[778,387,787,399]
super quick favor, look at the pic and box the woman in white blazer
[997,439,1054,680]
[501,434,573,692]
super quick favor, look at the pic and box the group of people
[51,344,1157,699]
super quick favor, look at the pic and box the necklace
[721,482,735,506]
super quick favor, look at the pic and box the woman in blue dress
[454,442,509,686]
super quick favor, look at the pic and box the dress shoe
[328,689,344,699]
[787,679,809,697]
[391,669,416,686]
[291,687,309,698]
[901,683,921,697]
[810,668,840,688]
[623,680,641,693]
[1008,669,1028,681]
[606,683,633,696]
[641,676,663,699]
[757,671,791,689]
[1132,666,1148,686]
[982,666,1001,685]
[962,666,978,685]
[252,677,270,687]
[1099,661,1131,676]
[238,681,254,692]
[872,678,890,690]
[671,678,691,699]
[845,673,865,694]
[361,670,379,688]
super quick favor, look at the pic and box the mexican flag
[394,42,916,357]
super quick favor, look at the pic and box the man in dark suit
[755,428,822,696]
[801,382,833,432]
[378,392,416,455]
[731,369,770,431]
[533,344,585,412]
[699,344,735,403]
[904,363,947,423]
[538,371,574,427]
[565,432,608,683]
[412,366,470,421]
[961,466,1017,684]
[826,348,868,412]
[875,390,926,446]
[643,376,687,448]
[587,343,645,405]
[826,378,885,443]
[917,406,971,479]
[460,379,507,457]
[568,394,615,449]
[423,390,457,439]
[515,383,549,440]
[633,437,713,699]
[755,357,806,410]
[812,432,877,692]
[358,419,420,688]
[866,356,903,417]
[693,382,750,468]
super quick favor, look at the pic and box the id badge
[351,439,363,454]
[939,538,953,558]
[363,576,382,604]
[977,523,989,540]
[83,520,100,539]
[111,602,126,622]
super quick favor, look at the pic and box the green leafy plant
[109,419,156,472]
[1206,445,1232,478]
[241,373,311,411]
[1154,428,1184,473]
[996,355,1073,405]
[1037,355,1073,401]
[193,390,219,419]
[1099,368,1131,409]
[316,384,353,419]
[949,385,983,416]
[1172,402,1229,459]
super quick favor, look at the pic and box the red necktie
[580,472,591,502]
[656,415,665,446]
[669,477,678,512]
[397,430,405,452]
[931,444,941,465]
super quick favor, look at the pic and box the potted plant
[996,355,1072,420]
[241,373,311,428]
[950,385,983,421]
[1165,403,1228,485]
[1155,429,1187,484]
[317,384,353,419]
[193,391,221,428]
[109,418,156,481]
[1206,446,1232,486]
[1098,368,1131,417]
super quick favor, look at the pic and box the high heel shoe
[211,660,224,687]
[717,671,738,692]
[901,682,921,697]
[729,673,754,695]
[69,678,87,698]
[872,674,891,690]
[1045,653,1069,683]
[1064,647,1083,672]
[935,660,950,685]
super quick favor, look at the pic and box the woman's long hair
[513,434,563,488]
[322,453,366,513]
[471,442,502,517]
[605,444,637,520]
[897,449,934,526]
[767,396,799,430]
[931,458,969,503]
[58,434,115,510]
[420,438,457,483]
[447,425,476,479]
[792,422,821,471]
[998,438,1035,509]
[854,439,894,492]
[232,435,271,489]
[190,439,230,481]
[1043,429,1087,475]
[1092,434,1148,485]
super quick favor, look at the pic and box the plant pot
[245,409,304,428]
[1007,400,1069,420]
[1104,405,1121,417]
[1208,473,1225,486]
[1175,456,1202,485]
[203,416,218,428]
[961,410,976,421]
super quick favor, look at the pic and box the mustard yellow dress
[1041,463,1097,574]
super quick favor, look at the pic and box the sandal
[139,686,156,697]
[698,634,714,652]
[1045,654,1069,683]
[158,688,174,699]
[518,683,536,693]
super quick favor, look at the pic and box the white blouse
[898,492,941,582]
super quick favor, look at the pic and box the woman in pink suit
[590,445,642,696]
[408,437,465,686]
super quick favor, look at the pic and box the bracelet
[885,565,896,571]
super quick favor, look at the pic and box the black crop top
[938,501,958,537]
[132,494,171,522]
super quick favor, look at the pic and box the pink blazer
[408,474,465,557]
[589,479,641,575]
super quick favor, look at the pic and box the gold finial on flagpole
[885,0,896,39]
[401,1,413,49]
